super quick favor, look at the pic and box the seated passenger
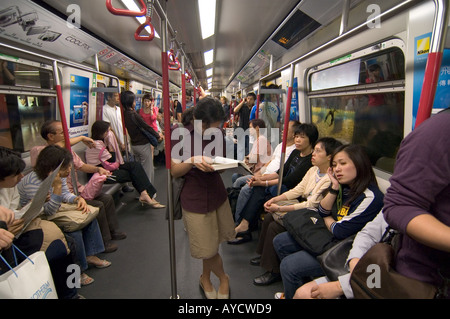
[85,120,165,208]
[18,145,111,286]
[252,137,342,286]
[274,144,384,299]
[31,120,126,253]
[293,211,387,299]
[231,119,273,186]
[228,123,318,244]
[383,107,450,295]
[0,146,82,298]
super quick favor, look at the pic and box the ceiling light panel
[198,0,216,39]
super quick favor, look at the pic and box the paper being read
[16,162,63,237]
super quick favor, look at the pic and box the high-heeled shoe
[199,275,217,299]
[139,199,166,208]
[217,274,230,299]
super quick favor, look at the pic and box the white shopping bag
[0,246,58,299]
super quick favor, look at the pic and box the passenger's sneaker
[274,292,285,299]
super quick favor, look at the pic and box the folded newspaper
[211,156,253,174]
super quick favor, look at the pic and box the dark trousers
[256,213,286,274]
[108,162,157,197]
[86,193,118,243]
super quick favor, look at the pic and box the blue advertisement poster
[135,89,142,110]
[412,33,450,129]
[290,77,299,121]
[69,74,89,137]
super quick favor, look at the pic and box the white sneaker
[274,292,285,299]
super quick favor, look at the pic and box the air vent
[272,10,321,50]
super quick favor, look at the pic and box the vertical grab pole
[277,63,295,196]
[181,56,186,112]
[415,0,449,128]
[255,81,261,119]
[53,60,78,195]
[161,5,178,300]
[52,61,71,151]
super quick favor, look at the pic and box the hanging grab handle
[135,16,155,41]
[168,49,181,70]
[106,0,147,16]
[185,69,192,82]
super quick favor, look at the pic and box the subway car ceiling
[0,0,384,93]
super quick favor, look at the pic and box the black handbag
[131,113,159,147]
[317,235,355,282]
[165,176,185,221]
[283,208,339,256]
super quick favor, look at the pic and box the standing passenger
[234,92,256,160]
[383,108,450,294]
[121,91,160,183]
[102,91,125,152]
[170,97,235,299]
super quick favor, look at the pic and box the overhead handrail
[134,16,155,41]
[105,0,146,16]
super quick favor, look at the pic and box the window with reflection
[0,59,56,153]
[308,47,405,173]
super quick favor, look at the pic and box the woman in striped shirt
[18,145,110,286]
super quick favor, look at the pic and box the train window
[0,94,57,153]
[0,60,54,89]
[0,57,57,153]
[308,45,405,173]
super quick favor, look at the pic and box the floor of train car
[79,162,284,299]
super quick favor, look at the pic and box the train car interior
[0,0,448,300]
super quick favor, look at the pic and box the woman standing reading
[170,97,235,299]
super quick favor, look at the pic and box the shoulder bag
[131,113,159,147]
[282,208,338,256]
[349,229,448,299]
[43,202,100,233]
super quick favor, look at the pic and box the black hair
[105,87,119,101]
[34,145,73,181]
[294,123,319,146]
[249,118,266,129]
[40,120,60,141]
[91,120,111,141]
[316,137,343,156]
[368,64,381,72]
[331,144,377,205]
[0,146,25,181]
[247,92,257,100]
[142,93,153,102]
[120,90,136,110]
[181,107,195,126]
[193,97,225,127]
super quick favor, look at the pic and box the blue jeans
[273,231,324,299]
[232,174,253,188]
[65,219,105,271]
[234,183,253,223]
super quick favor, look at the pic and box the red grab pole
[52,61,71,151]
[415,0,449,128]
[277,63,295,195]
